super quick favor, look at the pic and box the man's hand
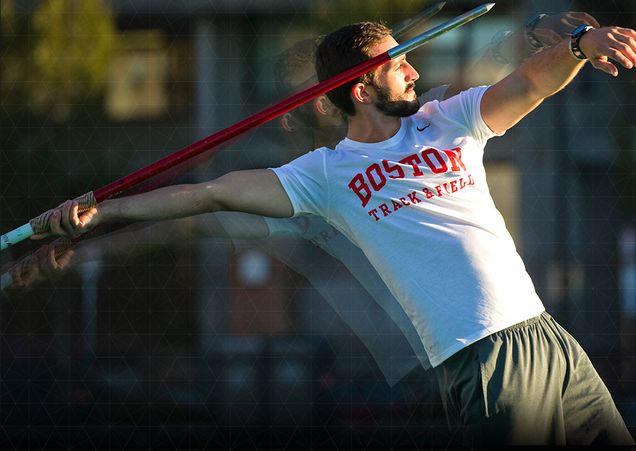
[482,24,636,135]
[532,12,600,48]
[28,169,292,243]
[444,11,601,99]
[31,200,99,240]
[4,241,75,295]
[579,27,636,76]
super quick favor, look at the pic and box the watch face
[526,13,548,50]
[572,24,592,38]
[570,25,592,60]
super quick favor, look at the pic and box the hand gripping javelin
[0,3,494,252]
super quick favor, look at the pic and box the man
[28,17,636,445]
[11,10,597,385]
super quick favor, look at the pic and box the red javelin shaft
[94,3,495,200]
[94,52,389,201]
[1,3,494,251]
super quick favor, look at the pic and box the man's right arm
[44,169,294,239]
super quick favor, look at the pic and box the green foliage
[1,0,34,122]
[1,0,117,122]
[1,0,15,33]
[312,0,432,32]
[31,0,117,120]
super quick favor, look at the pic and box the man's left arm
[481,26,636,135]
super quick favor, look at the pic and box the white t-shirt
[265,215,431,384]
[259,86,450,385]
[272,86,545,367]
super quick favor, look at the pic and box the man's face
[367,36,421,117]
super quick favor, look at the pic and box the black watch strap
[526,13,547,50]
[570,24,595,60]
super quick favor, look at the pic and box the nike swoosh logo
[417,122,431,132]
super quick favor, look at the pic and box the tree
[1,0,117,122]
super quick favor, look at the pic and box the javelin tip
[484,3,495,11]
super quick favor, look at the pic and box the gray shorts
[435,311,635,446]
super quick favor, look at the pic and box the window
[105,30,192,120]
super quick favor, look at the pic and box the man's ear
[314,95,335,116]
[279,113,294,132]
[351,82,373,105]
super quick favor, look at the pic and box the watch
[570,24,595,60]
[525,13,548,50]
[490,30,514,65]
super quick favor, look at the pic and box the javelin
[0,3,494,251]
[392,1,445,37]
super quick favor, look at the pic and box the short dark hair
[273,38,320,128]
[315,22,391,116]
[274,38,319,97]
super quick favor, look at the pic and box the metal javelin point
[389,3,495,59]
[392,1,446,37]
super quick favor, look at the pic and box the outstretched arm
[442,11,600,99]
[36,169,292,240]
[481,26,636,135]
[4,210,272,296]
[1,241,75,297]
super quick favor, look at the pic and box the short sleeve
[270,148,329,218]
[436,85,504,144]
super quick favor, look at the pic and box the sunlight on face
[367,37,421,117]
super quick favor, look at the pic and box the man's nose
[405,62,419,82]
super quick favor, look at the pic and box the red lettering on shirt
[421,148,448,174]
[407,192,422,204]
[366,163,387,191]
[349,173,372,207]
[366,174,476,222]
[347,146,469,207]
[383,159,405,179]
[442,147,467,171]
[399,154,424,176]
[391,199,403,211]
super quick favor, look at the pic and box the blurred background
[0,0,634,449]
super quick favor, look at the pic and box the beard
[374,83,421,117]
